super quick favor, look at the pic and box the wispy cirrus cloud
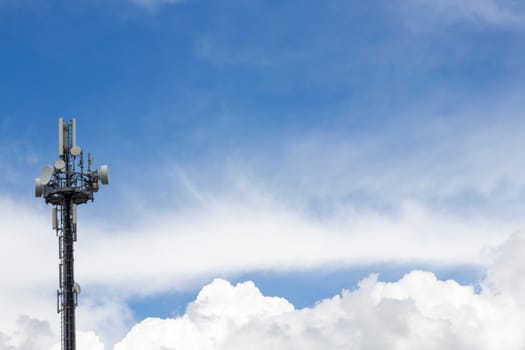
[128,0,185,11]
[399,0,525,28]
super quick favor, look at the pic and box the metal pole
[61,196,76,350]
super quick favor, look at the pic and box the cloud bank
[114,234,525,349]
[4,226,525,350]
[5,194,524,349]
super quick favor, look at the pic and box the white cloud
[0,316,103,350]
[114,239,525,350]
[0,198,58,338]
[0,315,53,350]
[49,331,104,350]
[483,232,525,303]
[76,299,134,348]
[75,196,513,297]
[114,279,293,350]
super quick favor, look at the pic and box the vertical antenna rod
[35,118,110,350]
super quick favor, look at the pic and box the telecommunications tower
[35,118,109,350]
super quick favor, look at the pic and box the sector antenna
[35,118,109,350]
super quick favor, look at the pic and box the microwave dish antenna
[70,145,81,156]
[55,159,66,171]
[40,165,54,185]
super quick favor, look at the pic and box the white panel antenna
[58,118,64,156]
[35,178,43,197]
[52,208,57,230]
[72,118,77,147]
[72,204,77,225]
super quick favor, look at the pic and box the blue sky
[2,0,525,348]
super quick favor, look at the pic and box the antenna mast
[35,118,109,350]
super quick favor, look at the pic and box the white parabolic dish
[99,165,109,185]
[55,159,66,170]
[40,165,53,185]
[70,145,82,156]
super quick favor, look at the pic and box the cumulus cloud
[115,263,525,349]
[114,279,293,350]
[0,316,103,350]
[49,332,104,350]
[75,299,134,348]
[0,314,103,350]
[0,315,53,350]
